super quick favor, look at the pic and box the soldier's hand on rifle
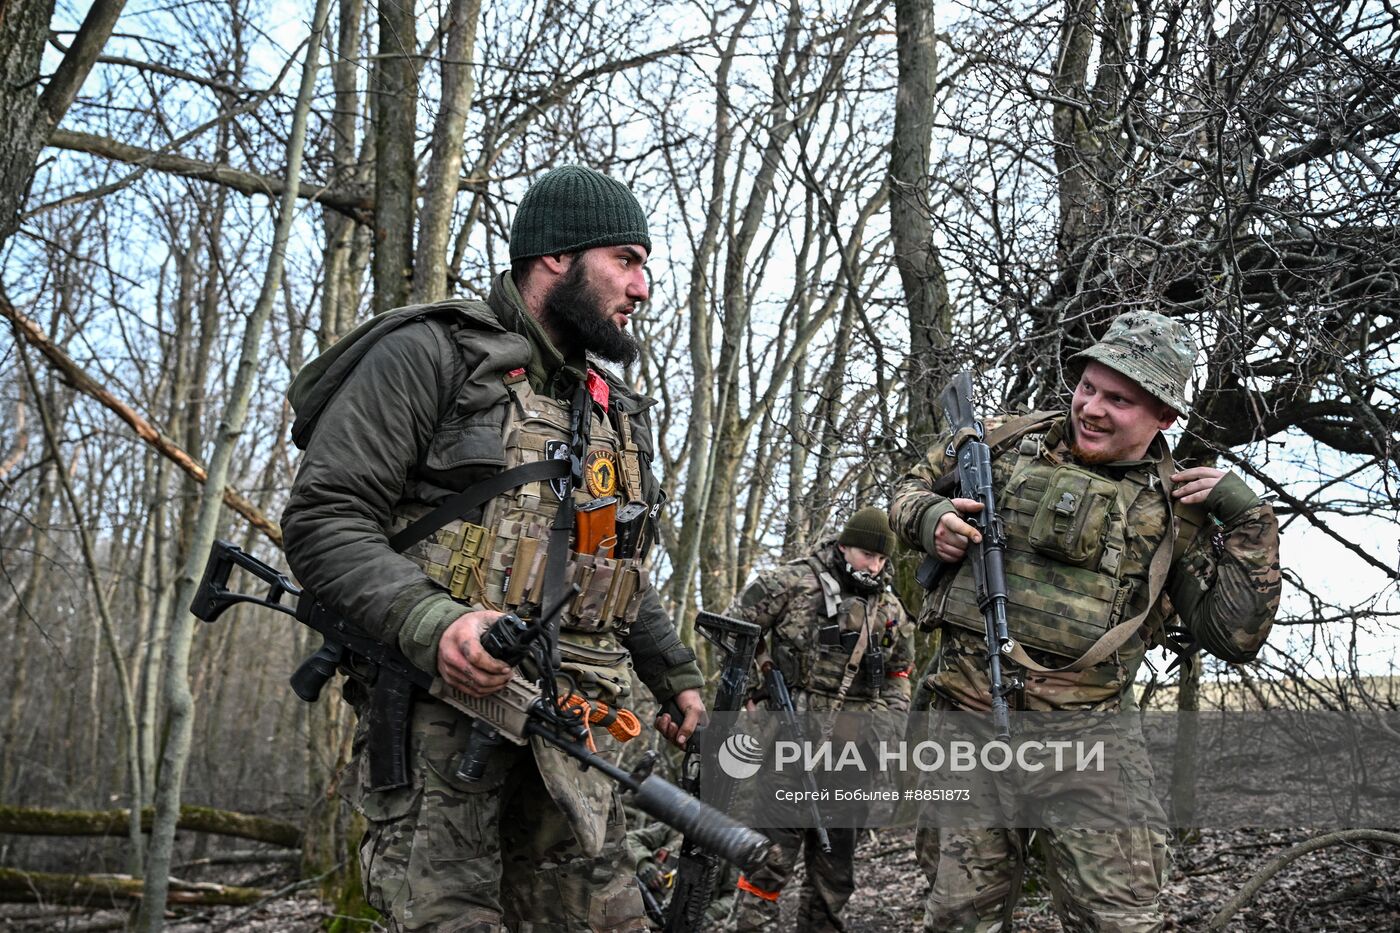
[656,687,707,749]
[1170,466,1226,505]
[438,609,514,697]
[926,498,984,562]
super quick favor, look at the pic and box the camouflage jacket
[890,414,1281,711]
[727,542,914,711]
[281,271,702,704]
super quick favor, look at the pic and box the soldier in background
[725,508,914,932]
[891,311,1282,932]
[624,813,737,927]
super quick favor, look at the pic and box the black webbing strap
[542,382,593,666]
[387,458,571,553]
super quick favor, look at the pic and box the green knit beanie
[509,165,651,260]
[838,507,896,556]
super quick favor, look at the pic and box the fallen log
[175,849,302,870]
[0,868,267,906]
[0,804,300,848]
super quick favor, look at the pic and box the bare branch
[0,296,282,548]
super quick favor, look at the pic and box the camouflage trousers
[349,698,647,932]
[915,824,1168,933]
[914,706,1169,932]
[729,825,858,933]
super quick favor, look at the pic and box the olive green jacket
[281,272,702,703]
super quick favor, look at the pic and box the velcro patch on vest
[545,440,571,500]
[585,449,618,497]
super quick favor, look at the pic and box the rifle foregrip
[631,774,771,874]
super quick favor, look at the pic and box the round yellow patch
[585,450,619,497]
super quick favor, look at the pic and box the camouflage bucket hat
[1069,311,1196,414]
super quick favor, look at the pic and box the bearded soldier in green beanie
[724,507,914,932]
[282,165,706,931]
[891,311,1282,932]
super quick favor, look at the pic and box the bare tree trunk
[783,349,809,560]
[136,1,332,925]
[16,344,145,876]
[891,0,950,453]
[698,0,808,613]
[735,397,778,588]
[1051,0,1101,264]
[0,453,55,796]
[0,0,127,249]
[139,460,174,803]
[322,0,368,349]
[667,0,762,632]
[372,0,417,312]
[810,292,860,539]
[413,0,481,303]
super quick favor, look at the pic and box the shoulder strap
[805,556,842,619]
[931,411,1062,495]
[983,410,1062,454]
[387,458,570,553]
[821,604,873,739]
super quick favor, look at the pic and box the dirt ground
[5,826,1396,931]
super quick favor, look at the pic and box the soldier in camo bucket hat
[890,309,1281,932]
[1070,310,1196,414]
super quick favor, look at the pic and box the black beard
[541,259,640,366]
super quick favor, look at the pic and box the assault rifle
[191,540,771,874]
[760,662,832,853]
[665,611,762,932]
[914,371,1020,738]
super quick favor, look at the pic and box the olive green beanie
[509,165,651,261]
[838,507,896,556]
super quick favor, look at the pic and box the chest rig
[393,372,656,644]
[798,557,889,699]
[932,431,1175,666]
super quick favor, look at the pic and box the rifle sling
[821,613,872,744]
[543,383,592,666]
[387,457,571,552]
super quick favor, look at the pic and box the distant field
[1139,675,1399,710]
